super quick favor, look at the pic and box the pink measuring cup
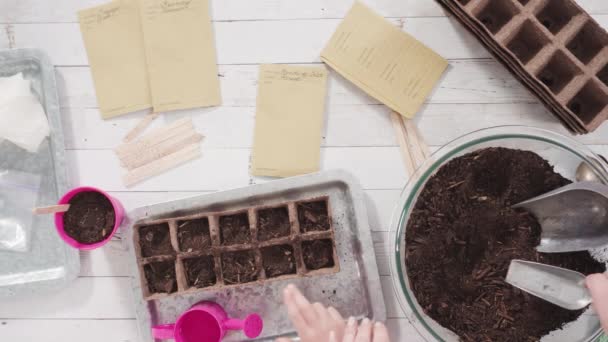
[54,186,125,250]
[152,302,263,342]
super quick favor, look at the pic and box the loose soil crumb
[221,250,259,284]
[298,200,330,232]
[177,218,211,252]
[219,213,251,245]
[262,244,296,277]
[63,191,115,244]
[258,207,291,241]
[302,239,335,270]
[139,223,175,257]
[405,147,605,341]
[183,255,216,288]
[144,260,177,294]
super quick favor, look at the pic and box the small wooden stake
[33,204,70,215]
[391,111,430,176]
[123,112,160,143]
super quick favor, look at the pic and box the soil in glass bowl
[405,147,606,341]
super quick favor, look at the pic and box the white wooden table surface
[1,0,608,341]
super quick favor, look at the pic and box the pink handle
[223,318,243,331]
[152,324,176,340]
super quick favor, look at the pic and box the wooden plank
[0,319,139,342]
[61,102,608,150]
[1,0,606,23]
[6,16,606,66]
[0,318,421,341]
[56,60,540,109]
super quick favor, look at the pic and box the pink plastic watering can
[152,302,263,342]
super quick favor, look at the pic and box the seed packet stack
[437,0,608,134]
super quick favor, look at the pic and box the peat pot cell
[302,239,335,271]
[475,0,519,34]
[139,223,174,257]
[183,255,217,289]
[144,260,177,295]
[535,0,580,34]
[261,244,296,278]
[567,21,608,64]
[598,64,608,87]
[221,250,260,285]
[219,213,251,246]
[537,50,581,94]
[568,81,608,124]
[177,218,211,252]
[507,20,550,64]
[257,206,291,241]
[297,200,330,232]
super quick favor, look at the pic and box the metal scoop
[513,181,608,253]
[506,260,591,310]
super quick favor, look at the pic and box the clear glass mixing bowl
[389,126,608,342]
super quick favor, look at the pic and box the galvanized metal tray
[125,170,386,341]
[0,48,79,297]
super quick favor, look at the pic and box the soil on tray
[139,223,175,257]
[257,207,291,241]
[63,191,115,244]
[219,213,251,245]
[405,147,606,342]
[297,201,330,232]
[302,239,335,270]
[144,260,177,294]
[183,255,216,288]
[221,250,259,284]
[261,244,296,277]
[177,218,211,252]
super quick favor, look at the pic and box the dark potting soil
[297,200,330,232]
[139,223,175,257]
[177,218,211,252]
[261,244,296,277]
[405,147,606,341]
[221,250,259,284]
[219,213,251,245]
[302,239,335,270]
[257,207,291,241]
[183,255,216,288]
[63,191,115,244]
[144,260,177,294]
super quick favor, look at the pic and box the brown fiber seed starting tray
[437,0,608,134]
[133,198,340,300]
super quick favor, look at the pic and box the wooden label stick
[391,111,416,176]
[123,112,160,143]
[115,117,192,156]
[33,204,71,215]
[121,132,204,170]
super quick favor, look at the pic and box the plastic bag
[0,170,41,252]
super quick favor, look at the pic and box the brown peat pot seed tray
[404,147,606,342]
[125,170,386,342]
[436,0,608,133]
[133,198,339,300]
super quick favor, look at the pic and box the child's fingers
[587,274,608,332]
[355,319,373,342]
[329,331,339,342]
[343,317,358,342]
[284,285,309,331]
[328,306,344,321]
[313,302,329,320]
[287,284,318,325]
[372,322,390,342]
[275,338,293,342]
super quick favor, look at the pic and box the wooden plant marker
[115,117,193,158]
[33,204,70,215]
[121,132,204,170]
[123,143,201,188]
[391,111,430,176]
[123,112,160,143]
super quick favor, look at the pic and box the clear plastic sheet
[0,170,41,252]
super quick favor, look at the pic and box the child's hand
[587,273,608,332]
[276,284,390,342]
